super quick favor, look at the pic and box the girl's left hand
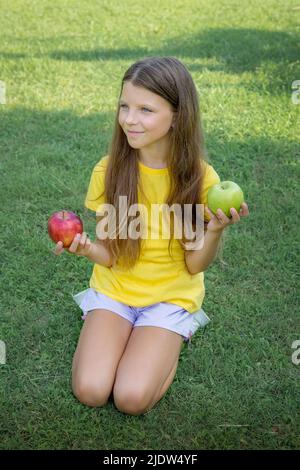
[205,202,249,233]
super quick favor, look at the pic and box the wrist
[86,240,113,267]
[206,226,225,237]
[85,241,97,259]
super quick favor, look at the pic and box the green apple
[207,181,244,218]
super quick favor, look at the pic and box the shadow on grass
[0,106,114,219]
[1,28,298,97]
[47,28,297,67]
[1,104,298,219]
[47,27,300,95]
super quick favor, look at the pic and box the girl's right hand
[53,232,92,257]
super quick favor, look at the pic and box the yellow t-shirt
[84,155,220,313]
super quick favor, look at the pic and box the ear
[171,112,177,128]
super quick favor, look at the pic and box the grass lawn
[0,0,299,450]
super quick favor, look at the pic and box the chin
[127,141,142,149]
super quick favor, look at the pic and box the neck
[138,149,168,169]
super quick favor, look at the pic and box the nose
[124,110,139,125]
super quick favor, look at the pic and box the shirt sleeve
[200,162,221,222]
[84,156,109,212]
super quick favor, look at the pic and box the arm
[184,202,249,275]
[185,229,223,275]
[85,238,113,267]
[53,232,113,267]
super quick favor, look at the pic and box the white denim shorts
[72,288,210,343]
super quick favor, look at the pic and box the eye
[119,104,152,112]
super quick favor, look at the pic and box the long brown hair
[102,56,207,269]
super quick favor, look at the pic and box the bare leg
[145,358,179,412]
[72,309,133,407]
[113,326,183,415]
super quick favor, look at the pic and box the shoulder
[85,156,109,212]
[92,155,110,173]
[199,159,221,204]
[201,160,220,184]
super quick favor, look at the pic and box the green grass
[0,0,299,450]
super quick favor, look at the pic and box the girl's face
[118,81,176,155]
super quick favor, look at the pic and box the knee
[113,385,152,416]
[72,376,111,408]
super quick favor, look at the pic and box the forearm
[85,240,113,267]
[184,229,223,274]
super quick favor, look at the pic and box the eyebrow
[119,99,156,108]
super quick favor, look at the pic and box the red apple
[48,210,83,248]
